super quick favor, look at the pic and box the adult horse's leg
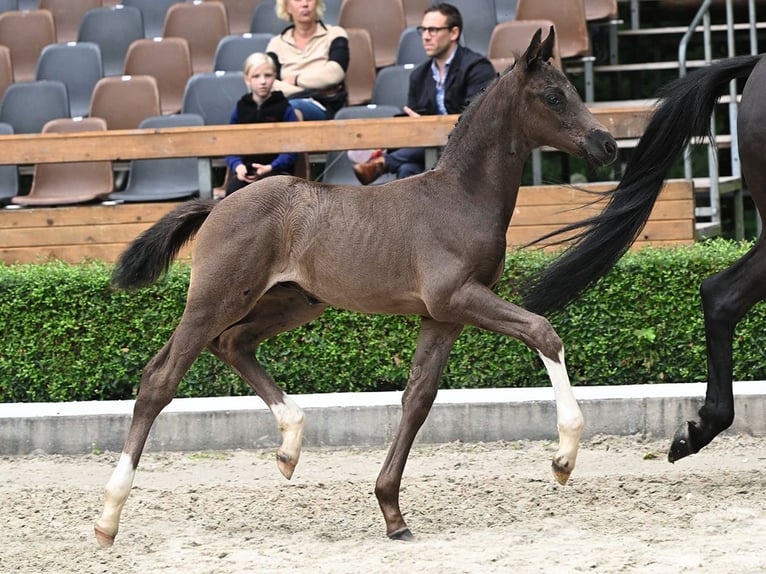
[375,318,463,540]
[668,244,766,461]
[432,280,584,484]
[94,307,217,547]
[208,286,327,478]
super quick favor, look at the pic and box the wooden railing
[0,103,694,266]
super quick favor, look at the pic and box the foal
[95,28,617,545]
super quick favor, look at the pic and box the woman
[267,0,349,120]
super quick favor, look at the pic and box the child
[224,52,300,197]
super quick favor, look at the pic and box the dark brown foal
[95,28,617,545]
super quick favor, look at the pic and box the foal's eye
[544,91,564,108]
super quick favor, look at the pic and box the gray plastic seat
[322,0,343,25]
[181,71,245,125]
[121,0,182,38]
[77,5,145,76]
[213,33,273,72]
[371,64,415,110]
[396,26,427,66]
[250,0,285,35]
[108,113,209,202]
[0,121,18,204]
[322,105,400,186]
[35,42,103,118]
[447,0,497,55]
[0,80,70,134]
[0,0,18,13]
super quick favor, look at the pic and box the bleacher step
[619,21,766,37]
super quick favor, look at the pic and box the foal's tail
[522,54,763,316]
[111,199,216,290]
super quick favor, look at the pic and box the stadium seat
[0,80,69,134]
[39,0,101,43]
[0,9,56,83]
[495,0,517,22]
[0,0,18,14]
[108,113,210,202]
[217,0,262,35]
[121,0,182,38]
[0,121,18,205]
[89,75,161,130]
[78,5,145,77]
[35,42,103,118]
[402,0,430,27]
[339,0,406,68]
[181,71,245,125]
[395,26,427,66]
[12,117,113,207]
[370,64,414,110]
[0,46,13,103]
[488,19,562,73]
[321,104,399,186]
[123,37,193,114]
[345,27,376,106]
[162,1,229,74]
[249,0,284,35]
[445,0,497,55]
[213,33,272,72]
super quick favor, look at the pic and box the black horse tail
[111,199,216,290]
[522,53,763,316]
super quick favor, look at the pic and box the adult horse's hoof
[388,527,414,541]
[551,456,572,485]
[94,523,115,548]
[668,422,696,463]
[276,450,297,480]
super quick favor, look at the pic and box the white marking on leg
[94,453,136,545]
[272,394,305,479]
[538,348,584,483]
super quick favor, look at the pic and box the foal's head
[505,28,617,168]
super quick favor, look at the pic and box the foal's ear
[522,28,543,69]
[540,26,556,63]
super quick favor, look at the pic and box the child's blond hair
[243,52,277,75]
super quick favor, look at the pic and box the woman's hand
[235,164,256,183]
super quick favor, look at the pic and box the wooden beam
[0,105,652,165]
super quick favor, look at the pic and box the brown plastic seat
[516,0,590,61]
[0,45,13,103]
[217,0,263,35]
[488,20,562,73]
[124,37,193,115]
[515,0,594,100]
[0,9,56,83]
[585,0,618,21]
[39,0,101,43]
[162,1,230,74]
[339,0,406,69]
[402,0,431,27]
[345,27,376,106]
[89,75,161,130]
[12,117,113,206]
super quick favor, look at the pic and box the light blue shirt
[430,46,458,115]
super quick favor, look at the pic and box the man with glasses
[353,2,496,185]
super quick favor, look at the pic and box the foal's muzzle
[583,129,618,167]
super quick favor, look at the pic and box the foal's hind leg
[669,242,766,461]
[94,308,220,547]
[208,286,327,479]
[375,318,463,539]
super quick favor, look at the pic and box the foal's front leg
[435,280,584,484]
[375,318,463,539]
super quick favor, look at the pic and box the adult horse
[94,28,617,546]
[521,53,765,464]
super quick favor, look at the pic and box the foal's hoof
[551,456,573,485]
[94,523,115,548]
[668,422,695,463]
[276,450,297,480]
[388,527,414,541]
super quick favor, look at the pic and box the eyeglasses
[416,26,453,36]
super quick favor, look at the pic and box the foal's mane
[438,65,510,161]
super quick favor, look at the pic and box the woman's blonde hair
[243,52,277,75]
[275,0,325,22]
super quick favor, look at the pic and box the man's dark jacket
[406,44,497,115]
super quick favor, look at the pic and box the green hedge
[2,239,765,403]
